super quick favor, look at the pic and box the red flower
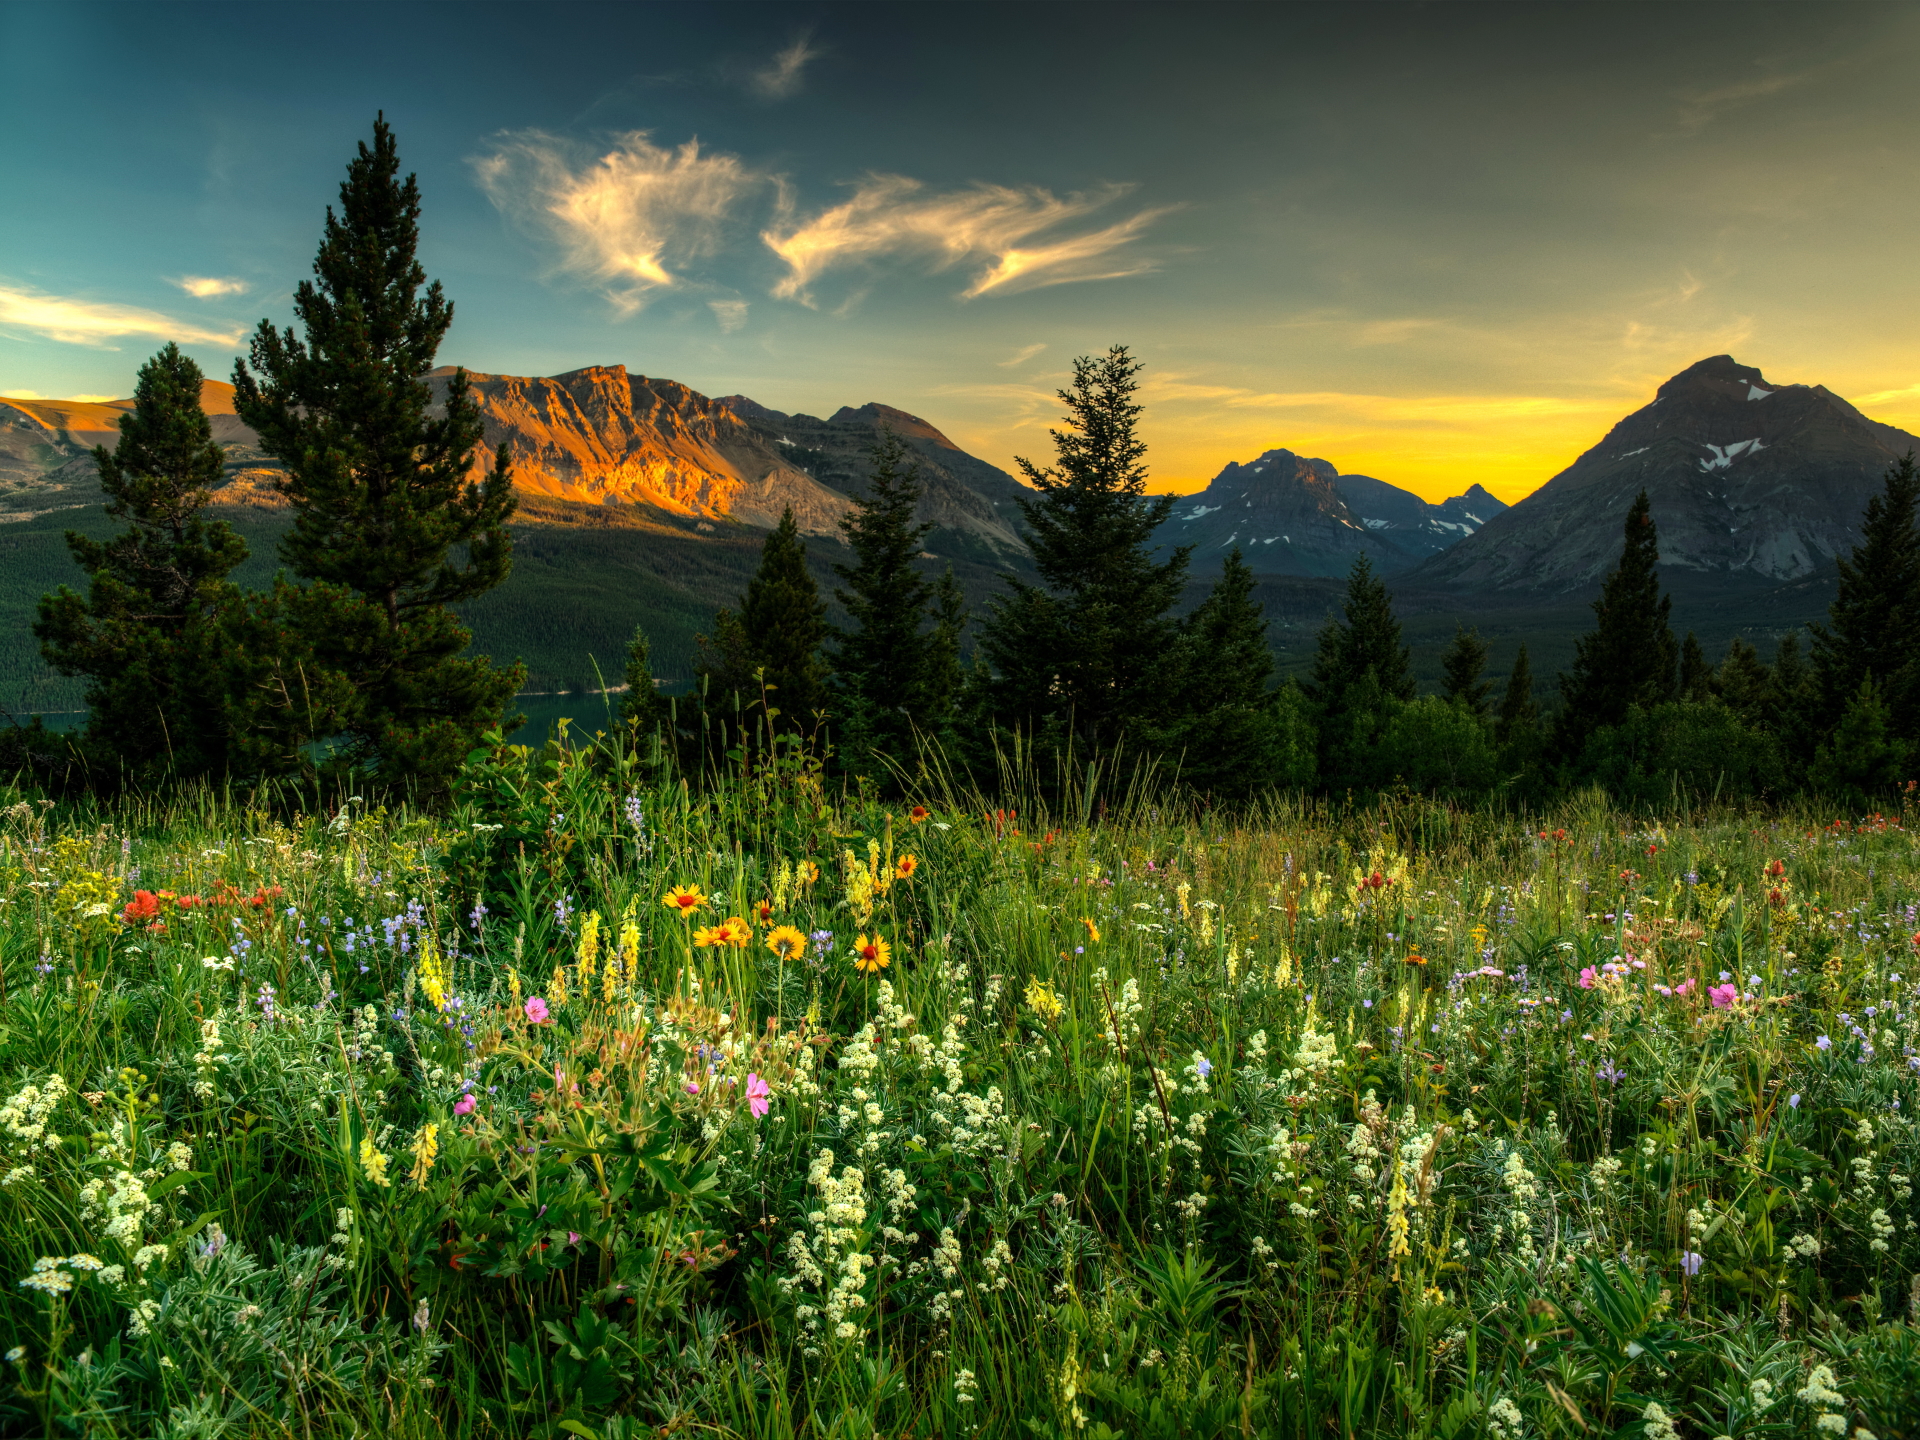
[122,891,163,925]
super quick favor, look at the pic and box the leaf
[143,1169,206,1200]
[558,1424,601,1440]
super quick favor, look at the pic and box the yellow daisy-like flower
[852,933,891,975]
[766,924,808,961]
[895,854,919,880]
[692,924,726,948]
[662,885,707,916]
[719,916,752,948]
[1081,917,1101,945]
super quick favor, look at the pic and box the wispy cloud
[473,131,757,314]
[999,343,1047,367]
[174,276,248,299]
[764,177,1174,303]
[709,298,749,332]
[1673,65,1828,133]
[0,285,243,349]
[752,34,821,100]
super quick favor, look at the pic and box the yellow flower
[895,853,919,880]
[719,916,752,948]
[797,859,820,886]
[662,885,707,917]
[408,1124,439,1186]
[1025,976,1064,1023]
[359,1135,391,1189]
[550,966,570,1005]
[693,925,725,948]
[852,933,891,975]
[1080,917,1100,945]
[417,936,449,1012]
[766,925,808,961]
[576,911,601,978]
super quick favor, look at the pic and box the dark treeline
[6,117,1917,815]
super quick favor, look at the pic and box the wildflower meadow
[0,735,1917,1439]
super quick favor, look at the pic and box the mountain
[1335,475,1508,563]
[1159,447,1503,576]
[1418,355,1919,592]
[0,366,1032,562]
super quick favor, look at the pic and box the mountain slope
[1418,355,1918,592]
[1160,448,1501,576]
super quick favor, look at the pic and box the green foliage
[1579,699,1779,808]
[232,115,523,795]
[828,432,961,777]
[33,345,250,784]
[1810,452,1920,739]
[2,758,1919,1437]
[1382,695,1498,799]
[615,625,667,747]
[1555,490,1678,757]
[1494,642,1538,746]
[979,346,1191,752]
[1808,677,1911,812]
[1438,625,1492,717]
[695,508,828,736]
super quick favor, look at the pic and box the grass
[0,744,1915,1438]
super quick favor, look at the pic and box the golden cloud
[474,131,755,313]
[763,177,1172,303]
[174,276,249,299]
[0,286,243,349]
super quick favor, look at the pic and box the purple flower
[1815,1035,1831,1051]
[1682,1251,1703,1276]
[1195,1056,1213,1079]
[1788,1093,1801,1108]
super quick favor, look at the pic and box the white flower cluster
[780,1148,873,1344]
[926,1227,965,1323]
[0,1073,69,1185]
[1486,1395,1524,1440]
[1796,1363,1848,1436]
[191,1019,225,1099]
[1500,1145,1541,1264]
[1093,970,1142,1045]
[79,1168,157,1247]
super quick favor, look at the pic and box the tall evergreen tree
[231,115,522,795]
[1308,555,1413,791]
[697,508,828,733]
[1712,637,1773,730]
[1808,677,1910,811]
[1439,625,1492,716]
[1678,631,1712,701]
[829,432,938,766]
[1494,643,1538,746]
[617,624,669,739]
[1307,555,1414,706]
[1553,490,1676,759]
[1808,453,1920,739]
[923,567,968,737]
[978,347,1190,751]
[1158,549,1292,796]
[36,345,252,781]
[1771,632,1819,785]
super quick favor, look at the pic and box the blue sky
[7,1,1920,498]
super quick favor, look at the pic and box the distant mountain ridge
[1159,447,1506,576]
[0,365,1036,562]
[1418,355,1920,592]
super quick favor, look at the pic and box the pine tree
[1159,549,1289,796]
[1808,677,1911,811]
[978,346,1190,751]
[1494,643,1538,746]
[697,509,828,734]
[1678,631,1712,701]
[922,567,968,746]
[1809,453,1920,739]
[1771,632,1819,785]
[35,344,249,780]
[1308,555,1414,706]
[1553,490,1676,759]
[829,432,936,766]
[231,115,522,796]
[618,624,669,740]
[1439,625,1492,716]
[1712,637,1773,730]
[1308,554,1413,791]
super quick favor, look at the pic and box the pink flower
[568,1231,581,1245]
[524,996,550,1024]
[1577,967,1597,989]
[746,1072,771,1119]
[1675,978,1696,996]
[685,1079,700,1095]
[1708,983,1738,1010]
[453,1093,477,1116]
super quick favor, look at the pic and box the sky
[6,1,1920,501]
